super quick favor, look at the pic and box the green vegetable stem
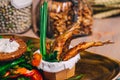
[40,1,48,60]
[0,57,26,76]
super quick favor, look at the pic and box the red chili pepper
[4,68,43,80]
[30,70,43,80]
[21,69,43,80]
[23,70,34,77]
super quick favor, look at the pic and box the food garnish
[40,1,48,60]
[32,53,42,67]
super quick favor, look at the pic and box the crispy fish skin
[61,37,72,58]
[52,23,80,60]
[62,40,113,61]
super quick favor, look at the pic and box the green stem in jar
[43,1,48,58]
[40,5,44,57]
[40,1,48,60]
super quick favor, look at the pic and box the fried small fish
[62,40,113,61]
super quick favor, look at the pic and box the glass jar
[0,0,32,33]
[47,0,93,38]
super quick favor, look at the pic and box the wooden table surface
[22,17,120,62]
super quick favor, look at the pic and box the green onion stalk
[40,1,48,60]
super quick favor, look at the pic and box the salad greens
[45,51,58,62]
[0,56,26,76]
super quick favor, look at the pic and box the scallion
[40,1,48,60]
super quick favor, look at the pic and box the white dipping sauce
[0,39,20,53]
